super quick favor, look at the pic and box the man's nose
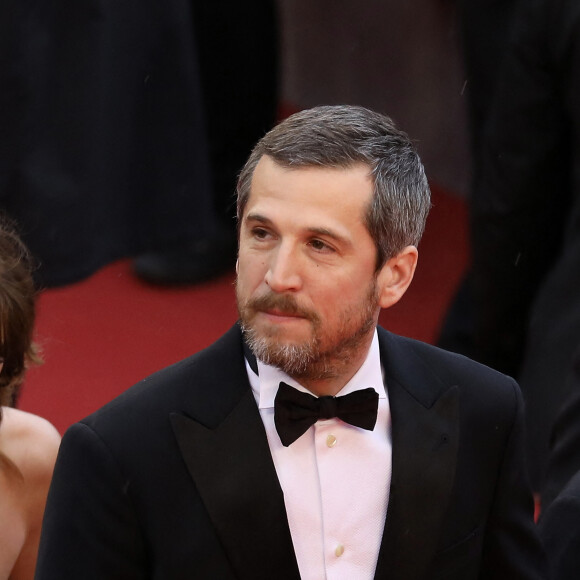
[264,244,302,292]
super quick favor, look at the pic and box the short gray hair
[236,105,431,268]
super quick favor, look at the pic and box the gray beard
[241,323,320,377]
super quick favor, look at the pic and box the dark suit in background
[437,0,518,361]
[192,0,279,230]
[36,325,546,579]
[542,347,580,509]
[539,347,580,578]
[539,469,580,579]
[0,0,218,287]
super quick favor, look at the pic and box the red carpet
[18,185,468,434]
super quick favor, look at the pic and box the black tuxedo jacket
[35,325,546,579]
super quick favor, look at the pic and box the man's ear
[376,245,418,309]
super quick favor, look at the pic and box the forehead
[244,156,374,228]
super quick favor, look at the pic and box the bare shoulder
[0,407,61,481]
[0,408,61,580]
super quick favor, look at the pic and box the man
[36,106,546,579]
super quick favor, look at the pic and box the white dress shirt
[246,330,392,580]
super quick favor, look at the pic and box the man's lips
[260,308,306,320]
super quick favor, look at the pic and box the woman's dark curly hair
[0,217,41,410]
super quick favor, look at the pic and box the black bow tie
[274,381,379,447]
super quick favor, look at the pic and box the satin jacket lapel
[374,329,459,580]
[171,387,300,580]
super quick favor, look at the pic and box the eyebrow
[244,213,272,226]
[244,213,352,247]
[305,226,350,246]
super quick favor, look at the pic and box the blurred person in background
[440,0,580,494]
[0,217,60,579]
[2,0,278,288]
[468,0,580,492]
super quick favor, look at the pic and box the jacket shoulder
[377,327,520,414]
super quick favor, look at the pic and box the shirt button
[326,434,337,448]
[335,544,345,557]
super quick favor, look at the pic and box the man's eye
[252,228,270,239]
[310,239,332,252]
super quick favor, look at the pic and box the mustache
[246,292,319,322]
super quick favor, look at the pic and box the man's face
[236,155,382,382]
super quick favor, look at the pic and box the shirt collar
[246,329,386,410]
